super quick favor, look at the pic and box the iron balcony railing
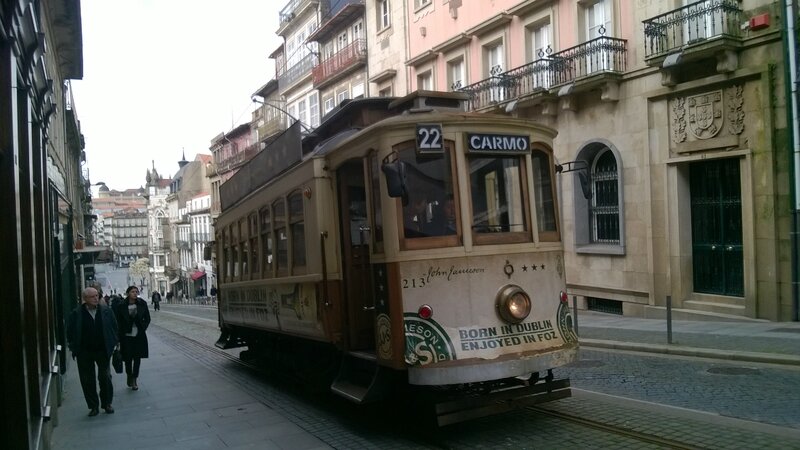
[278,53,319,91]
[278,0,315,29]
[548,36,627,85]
[214,143,260,175]
[312,39,367,87]
[192,232,210,243]
[460,36,627,111]
[258,114,286,139]
[643,0,742,59]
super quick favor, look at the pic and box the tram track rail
[527,405,702,450]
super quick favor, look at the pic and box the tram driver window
[397,141,457,242]
[469,155,530,244]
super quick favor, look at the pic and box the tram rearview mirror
[381,157,408,202]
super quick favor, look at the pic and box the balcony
[460,36,627,112]
[212,144,261,176]
[312,39,367,88]
[257,113,286,140]
[192,232,210,243]
[278,53,319,92]
[277,0,320,36]
[643,0,743,82]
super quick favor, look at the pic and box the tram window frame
[239,218,248,278]
[248,212,260,279]
[468,154,532,246]
[394,140,460,250]
[288,190,306,275]
[273,197,288,277]
[222,228,231,282]
[260,206,273,278]
[368,151,384,253]
[231,223,240,279]
[531,146,560,242]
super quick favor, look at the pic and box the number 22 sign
[416,124,443,153]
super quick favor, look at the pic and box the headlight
[496,285,531,324]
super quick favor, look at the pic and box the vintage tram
[214,91,578,425]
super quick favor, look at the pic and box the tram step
[331,353,392,404]
[347,350,377,362]
[214,330,246,349]
[330,379,370,403]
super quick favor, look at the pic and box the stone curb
[580,338,800,367]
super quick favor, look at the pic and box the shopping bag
[112,349,123,374]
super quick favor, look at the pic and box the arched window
[590,149,619,244]
[573,141,624,254]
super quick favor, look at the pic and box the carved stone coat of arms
[687,91,723,140]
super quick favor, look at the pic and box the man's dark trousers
[76,350,113,409]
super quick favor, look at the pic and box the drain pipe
[783,0,800,321]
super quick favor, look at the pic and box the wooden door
[337,162,375,350]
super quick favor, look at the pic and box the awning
[168,277,180,285]
[191,271,206,281]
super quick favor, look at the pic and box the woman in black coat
[114,286,151,390]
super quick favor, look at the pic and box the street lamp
[251,96,314,135]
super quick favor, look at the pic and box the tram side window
[289,191,306,274]
[223,228,231,282]
[273,198,288,276]
[231,223,239,278]
[260,207,273,277]
[248,213,259,278]
[239,218,248,277]
[469,155,530,243]
[531,149,559,241]
[397,141,457,240]
[369,151,384,253]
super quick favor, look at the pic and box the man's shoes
[132,378,138,391]
[103,405,115,414]
[88,408,99,417]
[126,374,133,387]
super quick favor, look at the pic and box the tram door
[337,162,376,351]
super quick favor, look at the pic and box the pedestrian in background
[114,286,151,391]
[90,281,107,306]
[66,287,118,416]
[151,290,161,311]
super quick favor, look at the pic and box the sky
[72,1,283,191]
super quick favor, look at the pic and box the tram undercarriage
[218,325,571,426]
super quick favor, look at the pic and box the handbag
[112,349,123,374]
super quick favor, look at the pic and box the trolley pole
[666,295,673,344]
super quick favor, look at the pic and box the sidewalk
[575,310,800,366]
[51,330,330,450]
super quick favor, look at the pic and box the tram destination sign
[467,133,530,154]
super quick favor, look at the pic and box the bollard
[572,295,579,336]
[666,295,673,344]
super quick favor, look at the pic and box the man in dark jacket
[66,287,119,416]
[151,290,161,311]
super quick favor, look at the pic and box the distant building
[91,184,146,264]
[112,209,149,266]
[165,152,212,297]
[145,165,172,294]
[187,193,214,296]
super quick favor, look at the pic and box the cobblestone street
[143,305,800,449]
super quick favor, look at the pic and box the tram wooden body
[214,91,578,425]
